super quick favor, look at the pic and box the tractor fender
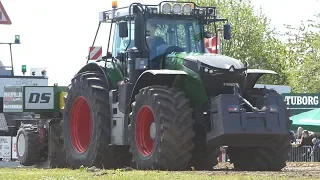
[76,62,112,88]
[129,69,188,111]
[246,69,278,89]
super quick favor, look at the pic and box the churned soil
[197,162,320,178]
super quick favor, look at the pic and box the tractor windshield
[112,19,204,60]
[146,18,204,55]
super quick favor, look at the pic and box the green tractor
[62,1,292,171]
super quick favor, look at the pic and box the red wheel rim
[135,106,155,156]
[70,96,92,153]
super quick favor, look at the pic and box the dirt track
[201,162,320,178]
[1,161,320,178]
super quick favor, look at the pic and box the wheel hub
[70,96,92,153]
[17,133,26,157]
[150,122,156,140]
[135,106,156,156]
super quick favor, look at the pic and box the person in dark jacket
[298,130,313,147]
[146,22,166,60]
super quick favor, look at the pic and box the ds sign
[24,87,54,110]
[28,93,51,103]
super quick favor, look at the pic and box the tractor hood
[184,53,245,70]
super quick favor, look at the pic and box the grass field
[0,162,319,180]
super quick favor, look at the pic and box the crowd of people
[291,127,320,157]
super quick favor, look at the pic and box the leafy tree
[283,13,320,93]
[184,0,289,85]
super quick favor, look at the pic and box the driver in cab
[146,22,166,60]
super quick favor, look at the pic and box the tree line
[187,0,320,93]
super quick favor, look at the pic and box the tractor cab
[94,1,231,83]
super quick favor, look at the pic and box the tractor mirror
[119,21,128,38]
[204,31,212,38]
[223,24,231,40]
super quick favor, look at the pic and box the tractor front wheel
[129,86,195,170]
[63,72,118,168]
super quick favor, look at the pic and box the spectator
[297,130,313,147]
[296,127,304,139]
[310,138,320,160]
[290,130,296,143]
[310,131,318,139]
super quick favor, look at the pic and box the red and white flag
[205,36,220,54]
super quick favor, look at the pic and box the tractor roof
[99,1,222,23]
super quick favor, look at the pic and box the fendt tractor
[0,35,49,137]
[11,1,292,171]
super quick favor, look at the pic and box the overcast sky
[0,0,319,86]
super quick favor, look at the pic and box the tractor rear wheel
[228,133,292,171]
[128,85,195,170]
[227,90,292,171]
[16,124,40,166]
[63,71,130,168]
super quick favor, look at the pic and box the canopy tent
[290,108,320,132]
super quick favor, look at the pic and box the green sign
[282,93,320,116]
[282,93,320,108]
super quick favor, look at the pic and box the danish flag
[205,36,220,54]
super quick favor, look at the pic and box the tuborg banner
[281,93,320,116]
[282,93,320,109]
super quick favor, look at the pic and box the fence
[218,145,320,162]
[289,145,320,162]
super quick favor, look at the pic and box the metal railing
[288,145,320,162]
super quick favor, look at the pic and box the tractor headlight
[162,3,171,14]
[172,4,181,14]
[182,4,192,14]
[203,67,215,74]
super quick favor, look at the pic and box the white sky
[0,0,319,86]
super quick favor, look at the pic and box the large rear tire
[129,86,195,170]
[228,133,292,171]
[228,90,292,171]
[63,71,130,168]
[16,125,40,166]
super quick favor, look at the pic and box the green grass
[0,168,318,180]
